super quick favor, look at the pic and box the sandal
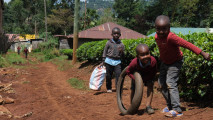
[165,110,183,117]
[161,107,169,113]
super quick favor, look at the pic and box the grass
[29,52,46,62]
[50,55,73,71]
[67,78,88,90]
[22,81,30,84]
[1,49,71,70]
[5,52,26,64]
[30,48,61,62]
[0,52,27,67]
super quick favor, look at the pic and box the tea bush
[178,33,213,101]
[76,33,213,101]
[77,41,106,61]
[60,49,73,59]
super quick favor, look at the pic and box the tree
[97,8,115,25]
[80,8,99,30]
[3,0,47,34]
[4,0,29,33]
[47,8,74,35]
[194,0,213,27]
[177,0,199,27]
[113,0,140,29]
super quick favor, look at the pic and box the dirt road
[0,62,213,120]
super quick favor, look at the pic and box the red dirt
[0,60,213,120]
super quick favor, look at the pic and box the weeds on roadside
[50,55,73,71]
[22,81,30,84]
[67,78,88,90]
[0,52,27,67]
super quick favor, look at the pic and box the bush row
[60,49,73,59]
[75,32,213,101]
[178,33,213,101]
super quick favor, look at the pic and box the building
[6,34,43,52]
[57,22,147,49]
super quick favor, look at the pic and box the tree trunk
[72,0,80,64]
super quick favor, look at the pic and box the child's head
[111,27,121,41]
[155,15,170,38]
[136,44,151,65]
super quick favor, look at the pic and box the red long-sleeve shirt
[126,56,157,82]
[155,32,202,64]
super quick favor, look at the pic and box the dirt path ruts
[1,61,213,120]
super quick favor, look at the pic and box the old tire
[116,66,144,115]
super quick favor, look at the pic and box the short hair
[155,15,170,26]
[112,27,121,32]
[136,44,149,54]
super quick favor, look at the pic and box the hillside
[80,0,114,15]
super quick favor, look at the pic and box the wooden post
[0,0,3,34]
[44,0,47,41]
[84,0,87,29]
[35,20,37,39]
[72,0,80,64]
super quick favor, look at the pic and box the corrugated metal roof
[67,22,147,39]
[5,34,19,42]
[148,27,211,37]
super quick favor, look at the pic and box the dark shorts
[131,77,154,90]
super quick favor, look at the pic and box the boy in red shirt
[23,47,29,58]
[126,44,157,114]
[155,15,210,117]
[17,46,21,55]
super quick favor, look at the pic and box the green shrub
[77,38,158,66]
[37,32,58,51]
[77,41,98,61]
[76,33,213,101]
[43,48,60,61]
[30,33,60,61]
[0,55,8,67]
[178,33,213,101]
[60,49,73,59]
[0,52,27,67]
[32,48,41,53]
[5,53,26,65]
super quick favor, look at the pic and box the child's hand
[200,51,210,61]
[98,62,105,68]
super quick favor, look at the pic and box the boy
[155,15,210,117]
[17,46,21,55]
[126,44,157,114]
[23,47,29,58]
[101,27,125,93]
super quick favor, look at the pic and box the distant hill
[80,0,114,15]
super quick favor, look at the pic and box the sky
[4,0,11,3]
